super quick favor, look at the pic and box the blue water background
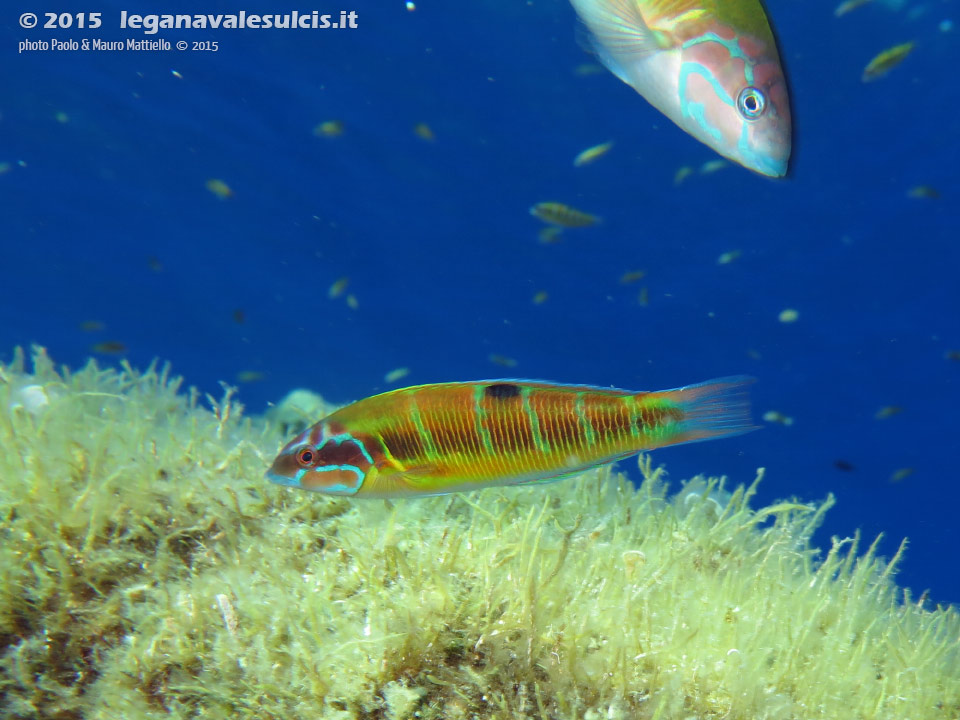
[4,1,958,603]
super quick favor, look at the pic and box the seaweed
[1,346,957,719]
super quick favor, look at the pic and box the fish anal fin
[508,470,588,487]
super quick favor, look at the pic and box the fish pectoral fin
[397,463,437,479]
[359,464,443,497]
[638,0,711,39]
[570,0,671,69]
[385,463,442,490]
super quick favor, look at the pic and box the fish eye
[296,446,316,467]
[736,87,767,120]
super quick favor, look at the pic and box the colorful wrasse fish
[266,376,755,498]
[569,0,792,177]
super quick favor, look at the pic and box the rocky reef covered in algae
[1,346,958,720]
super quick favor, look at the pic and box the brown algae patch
[0,346,958,719]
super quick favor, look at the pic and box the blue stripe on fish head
[676,27,790,177]
[298,429,374,495]
[266,422,373,494]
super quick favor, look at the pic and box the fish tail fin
[656,376,759,445]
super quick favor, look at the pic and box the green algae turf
[1,346,958,719]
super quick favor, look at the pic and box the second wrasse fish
[266,377,755,498]
[569,0,792,177]
[530,202,600,227]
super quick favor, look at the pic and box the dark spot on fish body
[485,383,520,400]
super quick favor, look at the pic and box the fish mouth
[747,152,789,178]
[265,468,302,488]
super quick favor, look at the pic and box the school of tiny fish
[253,0,933,501]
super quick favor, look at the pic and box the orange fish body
[266,377,755,498]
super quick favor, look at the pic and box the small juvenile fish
[699,159,729,175]
[384,367,411,384]
[673,165,694,186]
[413,122,435,141]
[573,141,614,167]
[574,62,605,76]
[862,42,915,82]
[907,185,939,199]
[874,405,903,420]
[889,467,914,483]
[266,377,756,497]
[778,308,799,323]
[91,341,128,355]
[205,178,233,199]
[488,354,518,368]
[530,202,600,228]
[328,277,350,299]
[538,226,564,244]
[762,409,793,426]
[834,0,873,17]
[314,120,344,137]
